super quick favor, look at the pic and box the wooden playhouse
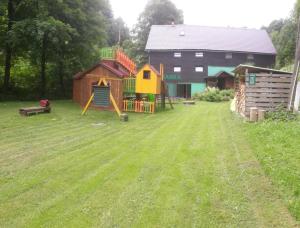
[233,65,293,117]
[73,59,134,113]
[135,64,161,95]
[73,47,170,116]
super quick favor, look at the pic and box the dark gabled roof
[145,25,276,55]
[73,60,128,80]
[205,71,234,79]
[233,64,292,75]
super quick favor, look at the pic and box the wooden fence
[244,73,293,116]
[123,100,155,113]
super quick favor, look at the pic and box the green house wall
[191,83,206,95]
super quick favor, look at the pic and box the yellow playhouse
[135,64,161,94]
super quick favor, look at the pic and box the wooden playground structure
[73,47,173,118]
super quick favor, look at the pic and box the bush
[193,87,234,102]
[265,105,298,121]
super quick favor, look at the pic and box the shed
[135,64,161,95]
[73,60,129,111]
[206,66,235,90]
[233,65,293,117]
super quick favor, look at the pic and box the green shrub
[265,105,298,121]
[193,87,234,102]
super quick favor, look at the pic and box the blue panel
[93,86,110,107]
[191,83,206,95]
[167,83,177,97]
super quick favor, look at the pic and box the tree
[133,0,184,66]
[107,17,130,46]
[264,0,300,69]
[2,0,22,92]
[7,0,112,97]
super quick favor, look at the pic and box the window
[225,53,232,59]
[143,70,151,79]
[195,52,204,58]
[247,73,256,85]
[173,66,181,72]
[174,52,181,58]
[247,54,254,60]
[195,66,204,72]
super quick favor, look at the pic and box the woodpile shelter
[233,65,293,117]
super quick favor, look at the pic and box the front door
[177,84,191,98]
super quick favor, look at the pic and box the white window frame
[195,52,204,58]
[225,53,233,59]
[195,66,204,72]
[174,52,182,58]
[173,66,181,72]
[247,54,254,60]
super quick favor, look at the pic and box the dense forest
[0,0,182,100]
[0,0,299,100]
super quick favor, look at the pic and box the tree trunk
[58,59,65,97]
[40,33,47,98]
[3,0,14,92]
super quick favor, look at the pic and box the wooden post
[249,107,258,122]
[294,83,300,113]
[289,16,300,110]
[258,109,266,121]
[160,64,166,109]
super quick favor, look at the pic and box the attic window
[195,52,204,58]
[225,53,233,59]
[174,52,181,57]
[143,70,151,79]
[247,54,254,60]
[179,31,185,36]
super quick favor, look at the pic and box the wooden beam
[102,79,121,117]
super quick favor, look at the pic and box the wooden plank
[246,102,287,108]
[246,97,289,102]
[246,93,290,98]
[255,73,293,77]
[255,77,292,83]
[246,88,290,93]
[252,82,291,89]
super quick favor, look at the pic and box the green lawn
[0,101,299,227]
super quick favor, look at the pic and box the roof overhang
[233,64,292,75]
[145,49,277,55]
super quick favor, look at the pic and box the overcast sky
[110,0,296,29]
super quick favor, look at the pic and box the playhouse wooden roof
[73,61,128,80]
[137,64,161,77]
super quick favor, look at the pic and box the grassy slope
[244,120,300,221]
[0,101,298,227]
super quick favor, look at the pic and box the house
[145,25,277,98]
[135,64,161,95]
